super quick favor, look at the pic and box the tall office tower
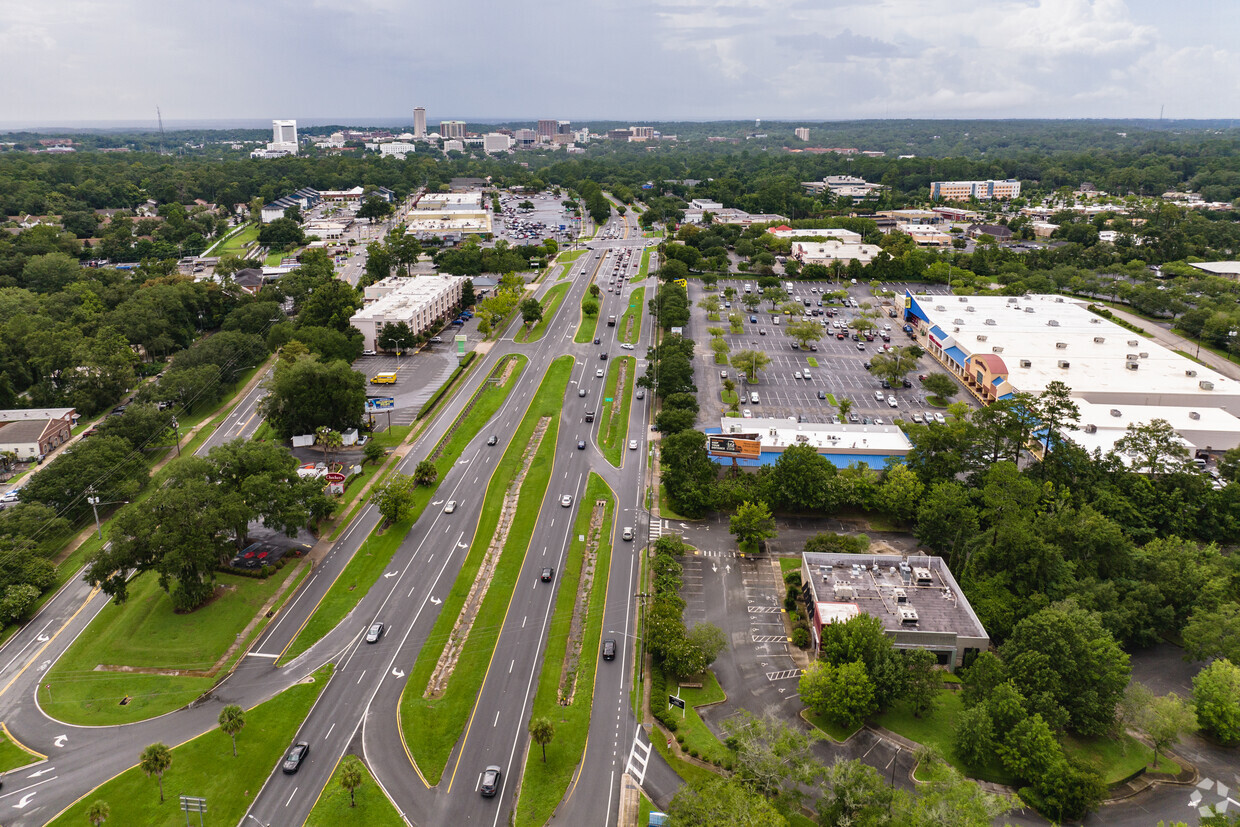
[794,127,810,141]
[440,120,466,139]
[557,120,572,134]
[270,120,298,154]
[537,119,557,140]
[413,107,427,139]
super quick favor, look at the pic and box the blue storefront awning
[943,345,967,366]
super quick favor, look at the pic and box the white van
[743,283,752,293]
[750,391,760,404]
[785,282,794,291]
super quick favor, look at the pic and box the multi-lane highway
[0,205,676,826]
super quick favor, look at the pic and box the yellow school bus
[370,371,398,385]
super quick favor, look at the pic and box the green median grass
[721,390,739,405]
[804,709,864,742]
[516,283,569,343]
[0,730,39,773]
[305,754,404,827]
[555,250,585,281]
[400,355,573,785]
[281,357,527,663]
[660,667,732,766]
[637,249,652,279]
[48,665,331,827]
[40,562,306,725]
[619,287,645,344]
[597,356,635,467]
[515,473,614,827]
[575,301,601,343]
[650,723,719,787]
[806,357,819,367]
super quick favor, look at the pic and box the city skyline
[3,0,1239,123]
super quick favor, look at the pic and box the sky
[3,0,1239,126]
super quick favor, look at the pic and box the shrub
[792,627,811,648]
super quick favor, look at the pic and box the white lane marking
[509,659,514,674]
[493,710,501,727]
[286,787,297,807]
[325,723,335,740]
[356,670,366,684]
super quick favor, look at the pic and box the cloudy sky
[3,0,1238,125]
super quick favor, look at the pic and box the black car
[541,567,555,582]
[480,764,502,797]
[599,352,608,360]
[602,638,617,661]
[902,379,913,388]
[366,622,384,643]
[817,390,827,400]
[487,434,498,446]
[282,741,309,774]
[577,439,586,450]
[594,337,601,345]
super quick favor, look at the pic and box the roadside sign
[325,473,346,483]
[455,334,467,356]
[668,695,685,710]
[366,397,396,412]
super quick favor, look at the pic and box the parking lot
[493,191,579,247]
[693,278,970,424]
[354,328,475,429]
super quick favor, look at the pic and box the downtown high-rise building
[413,107,427,139]
[440,120,466,139]
[537,119,557,140]
[269,120,298,155]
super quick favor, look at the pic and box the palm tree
[87,800,110,826]
[836,397,854,423]
[139,743,172,803]
[218,704,246,756]
[529,716,555,762]
[315,427,343,467]
[340,755,364,807]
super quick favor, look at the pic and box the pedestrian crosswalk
[648,518,665,542]
[747,606,783,614]
[692,550,739,558]
[626,735,652,785]
[753,634,791,643]
[766,668,804,682]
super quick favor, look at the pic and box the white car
[444,501,457,513]
[794,371,802,380]
[596,368,604,378]
[887,396,898,408]
[934,412,946,424]
[629,439,638,450]
[742,409,753,418]
[560,494,573,507]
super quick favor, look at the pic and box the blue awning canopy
[943,345,967,366]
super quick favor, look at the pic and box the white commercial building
[905,292,1240,455]
[261,119,298,156]
[350,275,465,351]
[770,226,863,242]
[405,191,491,235]
[708,417,912,470]
[380,142,418,159]
[790,240,882,265]
[483,133,513,153]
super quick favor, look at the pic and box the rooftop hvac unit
[1140,352,1149,359]
[966,305,976,312]
[1024,307,1036,313]
[833,582,854,599]
[1128,340,1139,347]
[1047,319,1060,327]
[1058,360,1070,369]
[959,297,969,303]
[953,318,965,325]
[992,346,1004,353]
[1200,380,1215,390]
[984,318,997,325]
[1020,359,1032,368]
[1126,363,1139,371]
[1093,337,1106,343]
[1186,370,1198,377]
[1007,297,1018,304]
[1126,353,1139,361]
[1189,411,1201,420]
[1090,318,1102,324]
[935,305,946,311]
[1110,409,1123,417]
[1055,296,1065,303]
[976,334,988,341]
[1056,342,1068,349]
[893,587,908,604]
[1084,423,1098,433]
[899,607,920,625]
[913,567,933,585]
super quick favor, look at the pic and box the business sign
[455,334,467,356]
[366,397,395,412]
[668,695,685,710]
[325,473,346,483]
[904,294,912,309]
[707,434,762,458]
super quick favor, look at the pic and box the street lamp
[85,494,128,540]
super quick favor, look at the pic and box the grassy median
[40,562,306,725]
[619,287,645,344]
[515,472,614,827]
[516,282,569,343]
[47,665,331,827]
[280,357,527,664]
[305,753,404,827]
[555,249,586,281]
[400,356,573,785]
[597,355,635,467]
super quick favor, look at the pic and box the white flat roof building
[350,275,465,351]
[770,227,862,242]
[405,191,491,235]
[711,417,912,470]
[1071,399,1240,456]
[791,240,882,265]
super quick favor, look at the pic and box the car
[817,390,827,400]
[595,368,604,378]
[934,412,946,424]
[444,501,457,513]
[282,742,310,774]
[856,342,866,351]
[918,374,927,382]
[362,349,377,356]
[720,370,728,379]
[794,371,803,380]
[791,342,800,350]
[848,412,861,423]
[577,439,586,450]
[742,409,753,418]
[862,416,872,425]
[636,388,645,400]
[487,434,498,446]
[622,526,634,541]
[480,764,502,797]
[924,411,936,423]
[749,315,758,323]
[881,379,891,389]
[759,328,766,335]
[902,379,913,388]
[629,439,638,450]
[912,413,924,424]
[836,332,846,340]
[594,337,601,345]
[541,567,555,582]
[560,494,573,507]
[366,622,384,643]
[809,343,818,351]
[599,352,608,360]
[429,336,443,343]
[888,396,898,408]
[578,387,587,397]
[620,343,635,350]
[80,427,98,438]
[874,390,886,401]
[602,638,617,660]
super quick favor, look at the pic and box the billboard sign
[707,434,762,458]
[366,397,395,412]
[455,334,467,356]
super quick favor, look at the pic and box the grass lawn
[214,223,259,257]
[555,250,585,281]
[597,356,635,467]
[619,287,645,344]
[714,353,729,364]
[650,724,720,787]
[826,393,838,406]
[305,754,403,827]
[806,357,819,367]
[41,563,304,725]
[728,318,743,334]
[0,729,39,772]
[664,668,732,766]
[575,301,602,344]
[721,390,739,405]
[48,665,331,827]
[658,484,691,521]
[639,792,655,827]
[1062,732,1179,782]
[804,709,863,742]
[778,557,801,576]
[400,356,572,785]
[264,249,288,266]
[515,282,570,343]
[725,411,741,418]
[515,473,614,827]
[281,359,526,663]
[637,249,652,279]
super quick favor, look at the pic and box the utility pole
[156,105,166,156]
